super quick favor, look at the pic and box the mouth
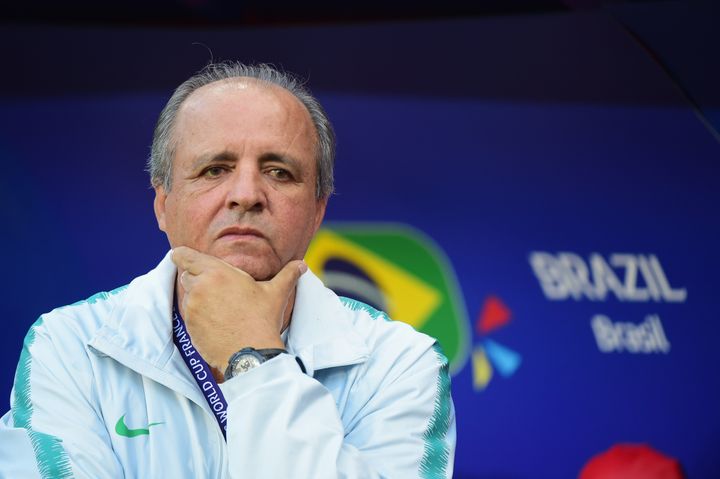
[216,226,266,241]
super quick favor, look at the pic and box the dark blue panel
[1,12,719,478]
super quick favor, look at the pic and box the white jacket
[1,252,455,478]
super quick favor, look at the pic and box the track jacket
[0,252,456,478]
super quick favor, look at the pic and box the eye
[267,168,293,181]
[201,165,229,178]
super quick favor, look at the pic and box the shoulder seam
[338,296,391,322]
[60,284,129,312]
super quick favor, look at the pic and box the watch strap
[224,347,288,380]
[255,348,287,360]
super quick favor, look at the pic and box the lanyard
[172,305,228,439]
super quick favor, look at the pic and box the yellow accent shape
[472,347,493,390]
[306,230,441,330]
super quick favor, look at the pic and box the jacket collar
[286,269,370,375]
[88,251,369,383]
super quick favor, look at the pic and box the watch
[224,347,287,380]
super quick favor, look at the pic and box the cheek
[165,194,215,242]
[280,200,320,248]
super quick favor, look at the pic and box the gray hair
[147,62,335,199]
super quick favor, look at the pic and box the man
[0,62,456,478]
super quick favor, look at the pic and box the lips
[216,226,265,240]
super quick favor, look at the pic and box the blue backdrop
[1,9,718,478]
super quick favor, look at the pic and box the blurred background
[1,0,718,477]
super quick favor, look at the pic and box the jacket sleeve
[220,338,456,479]
[0,316,123,479]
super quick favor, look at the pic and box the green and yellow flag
[306,223,469,375]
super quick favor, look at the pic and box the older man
[0,62,455,478]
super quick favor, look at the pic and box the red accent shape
[476,296,512,334]
[579,444,685,479]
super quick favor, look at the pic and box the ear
[153,185,169,233]
[312,196,328,234]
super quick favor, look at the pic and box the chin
[222,254,279,281]
[207,243,279,280]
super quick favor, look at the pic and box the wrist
[224,347,288,380]
[251,337,286,350]
[215,336,285,370]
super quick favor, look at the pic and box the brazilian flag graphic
[306,223,470,375]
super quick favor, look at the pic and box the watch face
[233,353,262,375]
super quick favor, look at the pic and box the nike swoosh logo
[115,414,163,438]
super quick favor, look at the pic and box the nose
[226,166,267,213]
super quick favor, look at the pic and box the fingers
[270,260,307,295]
[172,246,216,275]
[179,270,199,291]
[173,247,218,293]
[171,246,201,274]
[174,246,306,296]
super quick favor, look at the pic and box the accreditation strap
[172,304,228,439]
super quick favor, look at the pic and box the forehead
[175,78,316,143]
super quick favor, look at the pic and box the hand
[171,246,307,374]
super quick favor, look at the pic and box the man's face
[153,79,327,280]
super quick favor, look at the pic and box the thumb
[271,260,307,294]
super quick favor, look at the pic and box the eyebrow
[191,151,238,171]
[190,150,303,173]
[258,152,301,171]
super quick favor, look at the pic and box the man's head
[150,62,334,280]
[148,62,335,198]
